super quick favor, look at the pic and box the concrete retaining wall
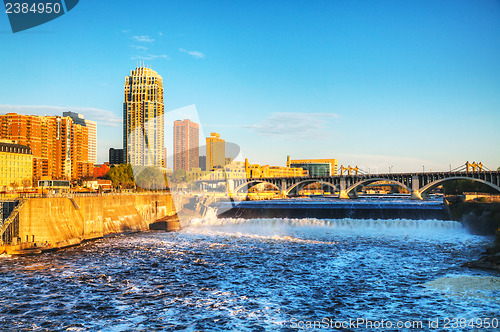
[0,193,175,254]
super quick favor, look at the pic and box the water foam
[184,216,485,243]
[424,275,500,304]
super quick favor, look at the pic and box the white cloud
[179,48,205,59]
[131,54,169,61]
[0,105,122,128]
[133,35,155,43]
[245,112,339,138]
[129,45,148,51]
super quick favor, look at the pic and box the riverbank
[0,193,177,255]
[446,197,500,270]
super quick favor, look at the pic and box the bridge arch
[346,178,411,195]
[233,180,281,193]
[419,176,500,197]
[285,180,337,196]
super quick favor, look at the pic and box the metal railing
[0,198,27,243]
[0,190,172,200]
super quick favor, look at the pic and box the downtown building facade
[123,67,164,167]
[286,156,338,176]
[0,140,33,188]
[173,119,199,172]
[109,148,125,164]
[63,111,97,164]
[187,158,308,182]
[0,113,93,181]
[206,132,225,171]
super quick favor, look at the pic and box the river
[0,202,499,331]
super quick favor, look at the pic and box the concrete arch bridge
[199,171,500,200]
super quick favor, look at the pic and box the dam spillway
[215,197,449,220]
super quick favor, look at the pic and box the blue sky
[0,0,499,172]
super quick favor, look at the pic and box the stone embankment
[446,196,500,271]
[464,246,500,271]
[0,193,177,255]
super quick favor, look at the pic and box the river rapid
[1,211,499,331]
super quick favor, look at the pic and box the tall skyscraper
[206,132,225,171]
[123,66,164,167]
[173,119,199,172]
[63,111,97,164]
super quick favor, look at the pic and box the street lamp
[449,165,451,172]
[422,165,425,173]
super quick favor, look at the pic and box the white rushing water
[0,211,498,331]
[188,207,481,243]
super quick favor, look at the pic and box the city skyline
[0,1,499,172]
[0,113,93,180]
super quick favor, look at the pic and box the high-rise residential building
[173,119,199,172]
[109,148,125,164]
[0,113,93,180]
[63,111,97,164]
[0,140,33,188]
[123,66,164,167]
[206,132,225,171]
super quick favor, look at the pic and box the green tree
[135,166,166,190]
[106,164,135,188]
[170,169,188,183]
[497,166,500,171]
[442,179,497,195]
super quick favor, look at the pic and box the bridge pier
[410,190,423,200]
[410,176,423,200]
[339,190,350,199]
[339,178,350,199]
[280,180,287,197]
[226,179,235,194]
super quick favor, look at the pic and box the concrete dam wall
[0,193,176,254]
